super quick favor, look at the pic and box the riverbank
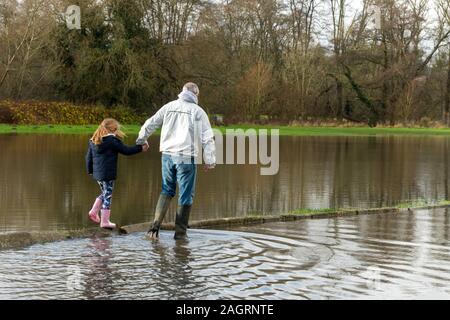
[2,201,450,250]
[2,124,450,136]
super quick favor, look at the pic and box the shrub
[0,105,13,123]
[0,100,145,125]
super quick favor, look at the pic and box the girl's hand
[142,142,149,152]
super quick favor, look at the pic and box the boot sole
[101,226,116,230]
[88,213,100,224]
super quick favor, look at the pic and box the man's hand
[142,142,149,152]
[203,164,215,171]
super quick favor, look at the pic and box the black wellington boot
[174,205,192,240]
[147,194,172,238]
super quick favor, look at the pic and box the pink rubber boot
[88,198,102,224]
[100,209,116,229]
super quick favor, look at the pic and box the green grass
[395,199,450,208]
[288,199,450,216]
[246,126,450,136]
[215,125,450,136]
[289,208,339,215]
[2,124,450,136]
[395,199,430,209]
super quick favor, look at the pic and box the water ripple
[1,209,450,299]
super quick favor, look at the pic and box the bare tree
[329,0,351,119]
[437,0,450,126]
[141,0,203,44]
[283,0,318,119]
[0,0,56,98]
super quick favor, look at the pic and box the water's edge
[1,204,448,250]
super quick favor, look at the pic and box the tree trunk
[336,80,344,119]
[381,31,389,124]
[445,45,450,126]
[0,69,9,89]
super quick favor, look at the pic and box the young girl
[85,118,147,229]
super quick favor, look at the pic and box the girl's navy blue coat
[86,135,143,181]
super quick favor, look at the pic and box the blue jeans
[161,153,197,205]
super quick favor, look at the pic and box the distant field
[1,124,450,136]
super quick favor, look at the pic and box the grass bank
[288,199,450,216]
[121,200,450,233]
[0,124,140,135]
[2,124,450,136]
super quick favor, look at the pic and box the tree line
[2,0,450,126]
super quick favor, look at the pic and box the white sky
[319,0,441,53]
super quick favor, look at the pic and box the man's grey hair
[183,82,199,95]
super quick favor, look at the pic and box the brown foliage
[0,100,145,125]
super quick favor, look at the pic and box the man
[136,82,216,240]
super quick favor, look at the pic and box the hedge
[0,100,146,125]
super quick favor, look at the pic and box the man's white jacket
[136,98,216,165]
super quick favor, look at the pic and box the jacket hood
[178,89,198,104]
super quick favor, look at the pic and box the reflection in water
[149,238,196,299]
[1,134,450,231]
[83,238,116,299]
[170,241,194,298]
[0,208,450,299]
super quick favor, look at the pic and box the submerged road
[0,208,449,299]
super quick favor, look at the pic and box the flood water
[2,134,450,299]
[0,207,449,299]
[1,134,450,232]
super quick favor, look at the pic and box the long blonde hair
[91,118,125,145]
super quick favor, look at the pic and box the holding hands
[142,142,149,152]
[204,163,215,171]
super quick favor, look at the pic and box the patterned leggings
[97,180,115,210]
